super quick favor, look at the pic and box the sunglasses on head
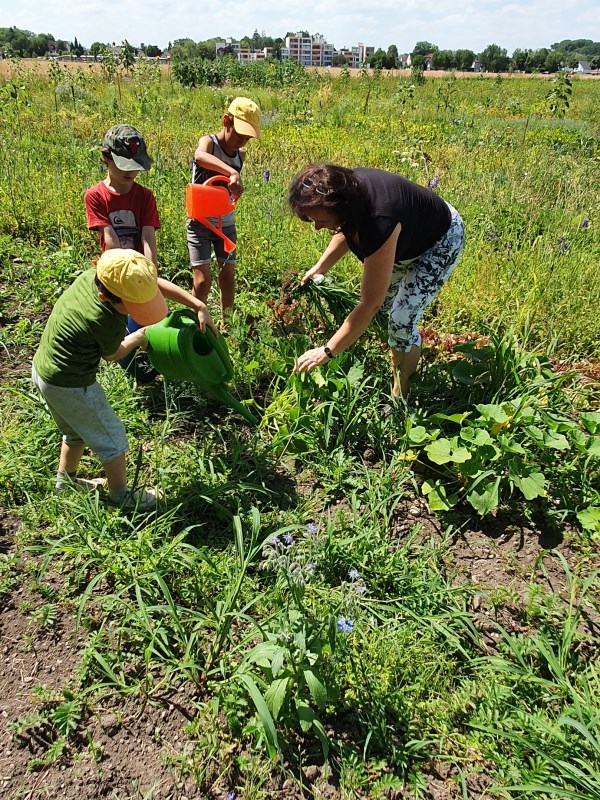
[302,179,334,196]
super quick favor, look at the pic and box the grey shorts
[186,219,237,267]
[383,203,465,352]
[32,364,128,464]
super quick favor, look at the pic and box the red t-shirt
[84,181,160,253]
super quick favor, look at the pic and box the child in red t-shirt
[85,125,160,261]
[85,125,161,381]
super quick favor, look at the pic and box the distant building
[336,42,374,68]
[215,39,241,57]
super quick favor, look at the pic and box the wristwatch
[323,346,334,359]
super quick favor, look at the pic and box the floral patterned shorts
[383,204,465,352]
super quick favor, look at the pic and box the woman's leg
[391,345,421,399]
[385,206,465,399]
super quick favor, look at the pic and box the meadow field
[0,58,599,799]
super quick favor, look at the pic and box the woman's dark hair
[94,274,121,305]
[288,164,370,231]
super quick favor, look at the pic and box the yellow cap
[228,97,261,139]
[96,249,168,325]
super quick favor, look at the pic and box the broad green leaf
[577,507,600,532]
[467,476,501,516]
[422,480,457,511]
[509,459,547,500]
[303,668,327,709]
[579,412,600,434]
[425,437,471,464]
[407,425,429,444]
[542,430,570,450]
[451,360,489,385]
[346,365,364,385]
[430,412,472,424]
[586,436,600,457]
[460,427,493,446]
[264,677,290,719]
[295,698,317,733]
[476,403,510,423]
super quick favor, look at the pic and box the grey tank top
[190,134,242,226]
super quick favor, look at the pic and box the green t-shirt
[33,269,127,387]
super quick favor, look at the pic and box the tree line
[1,26,599,72]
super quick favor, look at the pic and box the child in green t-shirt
[32,248,216,510]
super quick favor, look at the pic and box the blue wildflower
[580,219,589,229]
[283,532,294,546]
[353,583,366,595]
[307,560,317,570]
[428,174,440,191]
[99,164,104,173]
[227,792,236,800]
[348,568,360,581]
[306,522,319,536]
[268,535,280,546]
[263,170,270,181]
[337,617,355,633]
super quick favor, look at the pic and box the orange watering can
[186,175,237,253]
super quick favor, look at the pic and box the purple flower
[99,164,104,174]
[268,535,280,546]
[353,583,366,595]
[428,174,439,191]
[486,229,500,241]
[337,617,354,633]
[580,219,589,229]
[227,792,236,800]
[305,522,319,536]
[263,170,270,182]
[307,560,317,570]
[282,532,294,546]
[348,568,360,581]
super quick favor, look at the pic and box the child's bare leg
[192,264,212,304]
[58,440,86,475]
[391,345,421,400]
[217,261,235,317]
[102,453,128,493]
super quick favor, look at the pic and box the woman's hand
[293,347,331,374]
[300,264,324,286]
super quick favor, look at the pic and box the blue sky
[2,0,598,54]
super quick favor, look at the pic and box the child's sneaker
[108,488,158,512]
[55,476,105,493]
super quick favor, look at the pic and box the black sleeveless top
[341,168,452,263]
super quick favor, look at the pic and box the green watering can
[145,309,258,425]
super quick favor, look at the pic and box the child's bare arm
[194,136,242,197]
[103,328,147,362]
[141,226,158,265]
[100,225,121,250]
[157,277,218,335]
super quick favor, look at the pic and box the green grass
[1,60,599,797]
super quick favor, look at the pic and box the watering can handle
[204,175,231,189]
